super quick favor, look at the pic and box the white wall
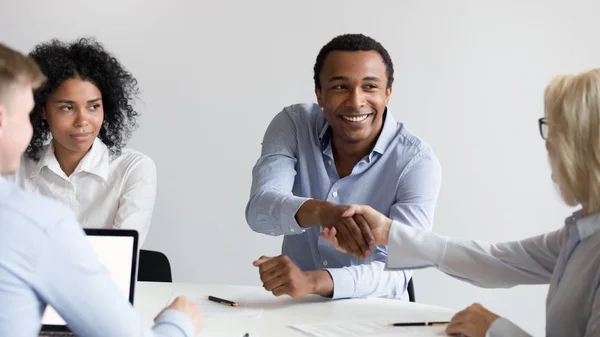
[2,0,599,335]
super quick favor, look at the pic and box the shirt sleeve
[113,155,157,246]
[584,283,600,336]
[486,317,532,337]
[386,221,563,287]
[327,150,442,299]
[32,211,194,337]
[245,108,310,236]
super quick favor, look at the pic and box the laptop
[39,229,139,336]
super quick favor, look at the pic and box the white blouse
[10,138,157,245]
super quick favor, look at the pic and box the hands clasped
[318,204,393,258]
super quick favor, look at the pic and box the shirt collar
[372,109,397,155]
[30,138,109,181]
[318,107,397,160]
[318,116,331,144]
[566,210,600,241]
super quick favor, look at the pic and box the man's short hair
[0,43,46,105]
[313,34,394,90]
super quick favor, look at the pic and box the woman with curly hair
[10,37,156,245]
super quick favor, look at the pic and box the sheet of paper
[167,293,263,318]
[289,320,446,337]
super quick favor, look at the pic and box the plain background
[2,0,599,335]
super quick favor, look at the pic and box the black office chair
[138,249,172,282]
[407,278,415,302]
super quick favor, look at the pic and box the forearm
[37,216,194,337]
[306,270,334,297]
[486,317,532,337]
[295,199,336,228]
[247,109,310,236]
[386,221,556,288]
[152,310,196,337]
[327,260,408,299]
[245,189,310,235]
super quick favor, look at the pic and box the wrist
[378,218,393,245]
[306,270,334,297]
[314,201,336,228]
[296,200,335,228]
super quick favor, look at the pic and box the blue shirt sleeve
[245,108,310,236]
[31,211,195,337]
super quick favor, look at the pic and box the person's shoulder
[280,103,324,123]
[385,114,434,155]
[387,117,440,170]
[8,155,39,182]
[393,123,430,152]
[0,181,72,232]
[110,148,157,179]
[111,148,155,167]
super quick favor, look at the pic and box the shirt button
[290,228,295,233]
[332,191,338,197]
[328,160,332,165]
[323,260,328,266]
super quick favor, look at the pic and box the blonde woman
[321,68,600,336]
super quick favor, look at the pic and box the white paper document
[289,320,446,337]
[167,293,263,318]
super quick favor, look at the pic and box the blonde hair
[0,43,46,105]
[544,68,600,213]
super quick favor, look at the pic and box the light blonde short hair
[544,68,600,213]
[0,43,46,106]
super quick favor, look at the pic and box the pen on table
[205,295,239,307]
[388,321,450,327]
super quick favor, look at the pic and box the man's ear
[385,86,392,106]
[315,87,323,107]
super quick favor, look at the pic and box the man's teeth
[342,115,369,122]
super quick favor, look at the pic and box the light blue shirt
[0,177,194,337]
[246,103,442,299]
[386,210,600,336]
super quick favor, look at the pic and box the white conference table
[135,282,456,337]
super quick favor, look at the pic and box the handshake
[251,202,395,300]
[318,204,393,260]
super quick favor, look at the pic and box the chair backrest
[138,249,172,282]
[407,278,415,302]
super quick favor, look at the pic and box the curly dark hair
[313,33,394,90]
[26,37,139,160]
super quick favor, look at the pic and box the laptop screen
[41,232,137,326]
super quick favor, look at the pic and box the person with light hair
[0,42,202,337]
[320,68,600,336]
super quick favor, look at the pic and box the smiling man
[246,34,442,300]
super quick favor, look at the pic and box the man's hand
[156,296,203,336]
[319,227,347,253]
[253,255,333,298]
[319,205,393,255]
[296,200,374,258]
[330,213,374,259]
[445,303,500,337]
